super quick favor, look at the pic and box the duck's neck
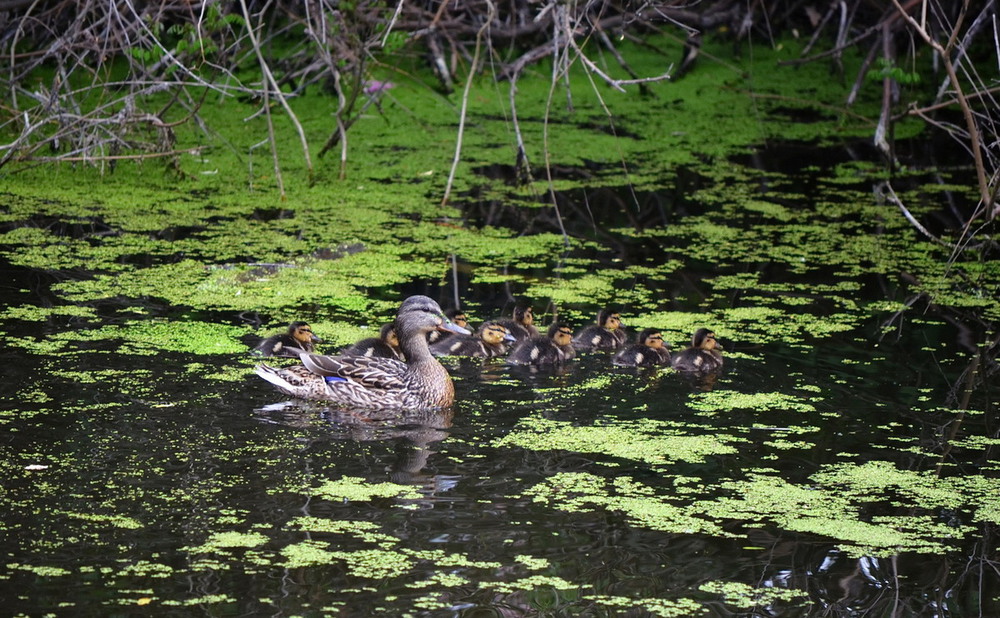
[400,331,436,366]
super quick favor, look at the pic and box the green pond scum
[1,33,997,617]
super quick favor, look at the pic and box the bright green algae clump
[493,415,741,466]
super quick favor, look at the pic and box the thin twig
[442,0,495,206]
[238,0,314,185]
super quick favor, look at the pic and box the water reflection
[255,399,454,481]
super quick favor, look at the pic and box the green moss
[187,531,269,553]
[329,548,414,579]
[525,472,727,536]
[479,575,578,593]
[312,476,422,502]
[494,416,740,466]
[699,580,808,608]
[687,390,817,414]
[6,563,72,577]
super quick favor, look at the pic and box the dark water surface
[1,139,998,616]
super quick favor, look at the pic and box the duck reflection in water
[255,399,455,487]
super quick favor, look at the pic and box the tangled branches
[0,0,996,235]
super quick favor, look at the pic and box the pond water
[1,131,998,618]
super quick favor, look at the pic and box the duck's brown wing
[299,353,409,390]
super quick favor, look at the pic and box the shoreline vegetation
[0,2,996,232]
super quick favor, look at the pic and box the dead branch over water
[0,1,996,232]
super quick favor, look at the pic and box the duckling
[507,322,576,365]
[613,328,671,367]
[340,323,402,360]
[573,308,627,351]
[495,305,539,342]
[255,296,471,409]
[671,328,723,374]
[430,321,516,358]
[253,321,322,357]
[427,309,470,345]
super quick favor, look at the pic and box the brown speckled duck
[427,309,469,345]
[573,308,627,351]
[255,296,470,409]
[613,328,671,367]
[340,323,402,360]
[507,322,576,366]
[253,321,322,357]
[495,305,539,342]
[671,328,723,374]
[430,321,516,358]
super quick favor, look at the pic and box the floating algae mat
[1,36,997,616]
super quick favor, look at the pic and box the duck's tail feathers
[255,364,292,389]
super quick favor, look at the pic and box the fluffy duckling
[430,321,516,358]
[573,308,627,351]
[671,328,723,374]
[254,321,322,357]
[255,295,471,409]
[613,328,671,367]
[340,323,402,360]
[507,322,576,366]
[495,305,539,342]
[427,309,470,345]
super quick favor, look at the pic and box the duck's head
[288,321,322,345]
[638,328,666,350]
[396,295,472,338]
[446,309,469,331]
[597,308,623,331]
[479,322,516,345]
[513,305,535,327]
[692,328,720,351]
[548,322,574,347]
[379,323,400,348]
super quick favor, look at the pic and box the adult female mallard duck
[613,328,671,367]
[427,309,469,345]
[573,308,627,351]
[671,328,723,374]
[255,296,470,409]
[340,323,402,360]
[253,321,322,357]
[507,323,576,366]
[495,305,539,342]
[430,321,516,358]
